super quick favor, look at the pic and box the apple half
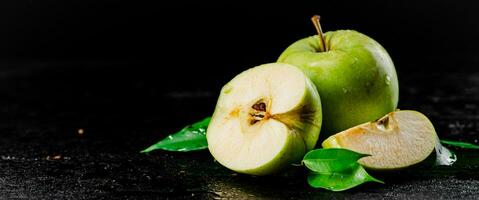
[322,110,436,170]
[207,63,322,175]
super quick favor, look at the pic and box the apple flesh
[206,63,322,175]
[322,110,437,170]
[278,30,399,137]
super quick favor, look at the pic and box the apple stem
[311,15,328,52]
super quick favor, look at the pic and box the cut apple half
[207,63,322,175]
[322,110,437,170]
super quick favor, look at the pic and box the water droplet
[342,88,348,93]
[384,75,391,85]
[435,137,457,166]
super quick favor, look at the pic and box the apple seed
[250,101,269,125]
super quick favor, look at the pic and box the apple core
[249,100,270,125]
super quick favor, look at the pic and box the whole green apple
[278,17,398,137]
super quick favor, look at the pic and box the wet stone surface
[0,63,478,199]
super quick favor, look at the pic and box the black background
[1,1,479,199]
[2,1,479,72]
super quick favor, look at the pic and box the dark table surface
[1,62,478,199]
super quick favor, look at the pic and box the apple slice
[322,110,436,170]
[207,63,322,175]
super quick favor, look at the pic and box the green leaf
[303,148,369,174]
[141,117,211,153]
[303,148,383,191]
[307,163,384,191]
[440,139,479,149]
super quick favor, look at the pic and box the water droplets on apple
[384,75,391,85]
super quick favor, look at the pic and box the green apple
[207,63,322,175]
[322,110,437,170]
[278,16,398,137]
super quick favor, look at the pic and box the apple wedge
[207,63,322,175]
[322,110,436,170]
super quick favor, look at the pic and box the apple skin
[278,30,398,137]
